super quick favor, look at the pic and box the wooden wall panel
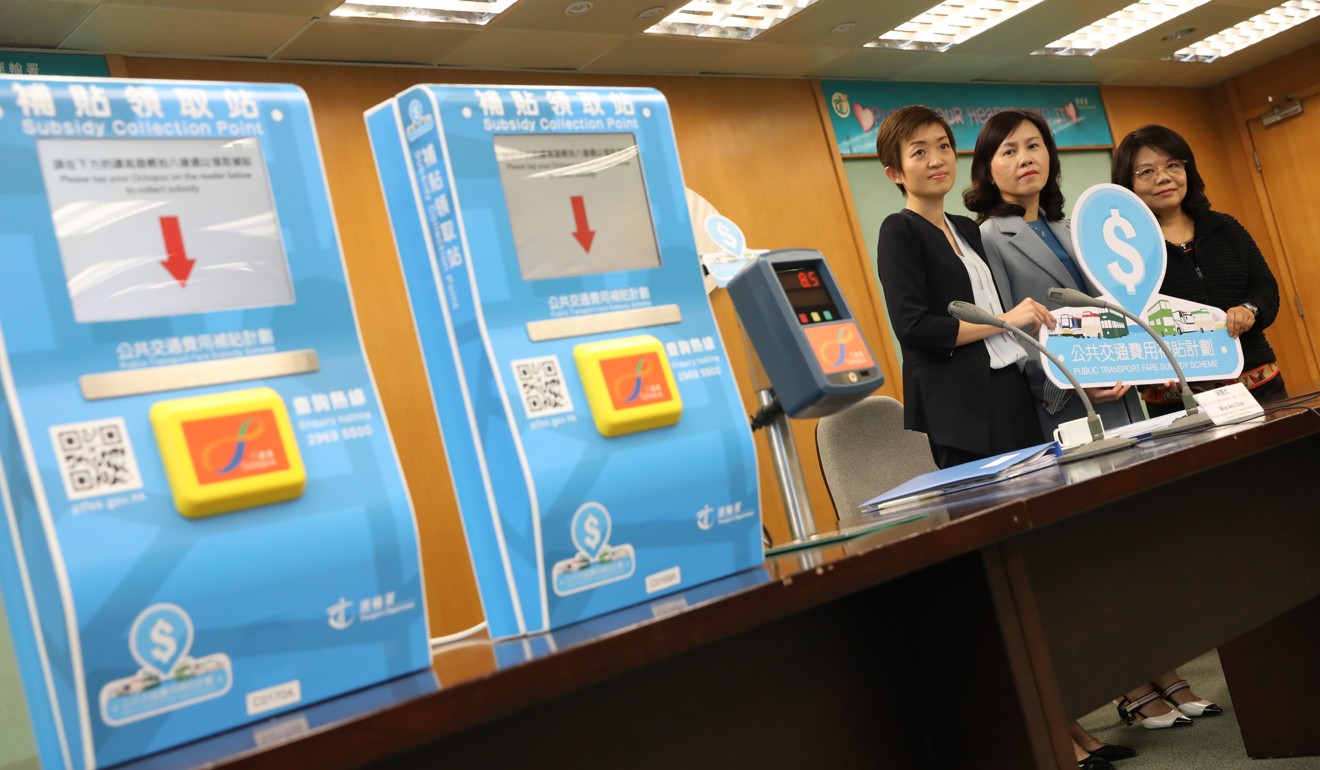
[1224,41,1320,118]
[116,58,889,632]
[1101,82,1317,395]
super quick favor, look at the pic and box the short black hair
[875,105,955,197]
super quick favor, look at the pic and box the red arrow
[570,195,595,252]
[159,216,195,287]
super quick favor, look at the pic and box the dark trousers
[928,364,1047,470]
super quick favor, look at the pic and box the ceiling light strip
[329,0,519,25]
[867,0,1049,52]
[1167,0,1320,62]
[645,0,823,41]
[1036,0,1211,56]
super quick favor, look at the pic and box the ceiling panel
[441,28,624,71]
[581,36,741,76]
[0,0,95,48]
[700,42,852,77]
[751,0,928,46]
[807,48,937,81]
[491,0,663,35]
[96,0,340,14]
[0,0,1316,87]
[61,5,308,58]
[275,17,477,66]
[887,52,1011,83]
[974,55,1151,84]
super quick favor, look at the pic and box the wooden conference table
[122,394,1320,770]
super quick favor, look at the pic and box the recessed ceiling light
[329,0,518,25]
[638,6,668,19]
[831,21,856,34]
[867,0,1050,52]
[565,1,593,15]
[1035,0,1211,56]
[645,0,823,41]
[1166,0,1320,62]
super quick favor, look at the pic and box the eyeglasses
[1132,160,1187,182]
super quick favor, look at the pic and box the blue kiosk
[366,85,763,639]
[0,77,429,768]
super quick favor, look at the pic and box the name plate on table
[1193,382,1265,425]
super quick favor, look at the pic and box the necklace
[1164,218,1194,248]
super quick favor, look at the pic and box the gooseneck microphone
[948,300,1136,463]
[1046,287,1214,437]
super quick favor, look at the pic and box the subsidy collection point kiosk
[366,85,762,639]
[0,76,429,769]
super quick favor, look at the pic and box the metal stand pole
[758,387,817,542]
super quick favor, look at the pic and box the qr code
[49,418,144,501]
[511,355,574,419]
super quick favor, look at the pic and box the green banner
[1,51,110,78]
[822,80,1111,156]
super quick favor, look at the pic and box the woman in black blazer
[873,105,1053,470]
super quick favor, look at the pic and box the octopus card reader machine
[728,249,882,418]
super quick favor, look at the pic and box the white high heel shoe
[1117,690,1194,729]
[1161,679,1225,717]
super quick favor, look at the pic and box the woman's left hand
[1226,305,1256,338]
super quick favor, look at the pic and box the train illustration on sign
[1055,309,1129,339]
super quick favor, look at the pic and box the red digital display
[775,264,840,325]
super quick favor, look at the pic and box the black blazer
[876,209,1001,456]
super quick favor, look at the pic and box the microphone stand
[1046,288,1215,438]
[948,301,1135,463]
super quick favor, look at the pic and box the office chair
[814,395,938,516]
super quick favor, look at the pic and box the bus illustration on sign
[1174,307,1224,334]
[1147,299,1225,336]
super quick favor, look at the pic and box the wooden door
[1247,98,1320,394]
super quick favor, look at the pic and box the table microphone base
[1057,435,1137,464]
[1150,409,1215,439]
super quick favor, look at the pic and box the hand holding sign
[1034,183,1245,389]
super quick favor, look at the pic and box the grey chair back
[815,395,939,516]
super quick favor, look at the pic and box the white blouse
[948,216,1026,371]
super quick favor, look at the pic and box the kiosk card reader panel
[0,77,428,770]
[366,85,763,639]
[727,249,882,418]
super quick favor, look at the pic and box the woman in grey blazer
[965,110,1222,735]
[963,110,1140,440]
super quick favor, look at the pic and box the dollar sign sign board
[1070,183,1165,316]
[131,604,192,677]
[571,501,612,560]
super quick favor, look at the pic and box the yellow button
[150,387,306,518]
[573,335,682,438]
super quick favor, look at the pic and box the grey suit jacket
[980,215,1142,434]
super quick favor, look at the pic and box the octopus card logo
[182,409,289,485]
[601,352,672,410]
[805,322,875,374]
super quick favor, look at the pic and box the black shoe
[1089,743,1137,761]
[1079,757,1115,770]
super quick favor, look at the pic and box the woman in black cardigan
[873,105,1054,469]
[1112,124,1287,415]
